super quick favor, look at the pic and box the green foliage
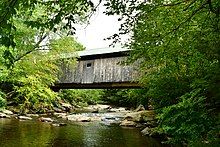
[157,89,219,145]
[0,91,6,108]
[14,76,58,114]
[50,36,85,53]
[6,35,81,112]
[59,89,104,107]
[0,13,83,112]
[105,0,220,145]
[101,89,149,108]
[0,0,93,48]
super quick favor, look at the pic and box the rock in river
[61,102,74,112]
[18,116,32,120]
[2,110,13,115]
[54,113,67,119]
[124,110,156,122]
[26,114,39,117]
[39,117,54,122]
[82,104,111,113]
[109,107,127,112]
[141,127,162,138]
[51,123,67,127]
[67,114,91,122]
[0,112,10,118]
[134,104,145,112]
[53,107,63,113]
[120,120,137,127]
[141,127,152,135]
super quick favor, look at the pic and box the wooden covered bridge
[53,47,140,89]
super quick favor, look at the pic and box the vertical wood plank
[58,55,139,85]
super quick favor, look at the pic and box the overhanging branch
[14,32,48,62]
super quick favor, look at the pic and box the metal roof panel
[78,47,130,57]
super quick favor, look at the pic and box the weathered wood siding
[58,56,139,84]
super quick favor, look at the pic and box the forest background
[0,0,219,146]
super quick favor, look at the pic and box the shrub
[0,91,6,108]
[58,89,103,106]
[101,89,149,108]
[14,76,58,114]
[156,89,219,145]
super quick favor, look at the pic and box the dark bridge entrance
[53,47,140,90]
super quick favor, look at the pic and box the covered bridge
[53,47,140,89]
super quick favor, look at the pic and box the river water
[0,118,169,147]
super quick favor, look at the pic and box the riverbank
[0,104,161,140]
[0,117,167,147]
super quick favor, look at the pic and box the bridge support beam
[52,82,141,90]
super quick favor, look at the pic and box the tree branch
[83,0,102,29]
[14,32,48,62]
[170,1,207,33]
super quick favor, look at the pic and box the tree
[0,19,84,113]
[0,0,94,68]
[104,0,220,145]
[0,0,93,48]
[0,2,86,112]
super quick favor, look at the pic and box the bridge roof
[78,47,130,57]
[60,47,130,59]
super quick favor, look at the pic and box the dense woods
[0,0,219,146]
[104,0,220,145]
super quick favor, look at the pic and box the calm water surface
[0,118,168,147]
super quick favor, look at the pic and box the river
[0,118,169,147]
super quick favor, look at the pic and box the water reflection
[0,118,168,147]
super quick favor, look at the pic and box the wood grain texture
[58,56,139,84]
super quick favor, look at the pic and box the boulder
[134,104,145,112]
[124,111,142,122]
[0,112,10,118]
[7,106,20,114]
[141,127,151,135]
[101,119,121,126]
[26,114,39,117]
[141,127,162,138]
[83,104,111,113]
[18,116,32,120]
[109,107,127,112]
[80,117,91,122]
[61,103,72,108]
[94,104,110,111]
[120,120,136,127]
[67,115,91,122]
[90,116,101,121]
[61,102,74,112]
[2,110,13,115]
[82,106,97,113]
[52,123,67,127]
[101,115,121,126]
[124,110,156,123]
[39,117,54,122]
[54,107,63,113]
[54,113,67,119]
